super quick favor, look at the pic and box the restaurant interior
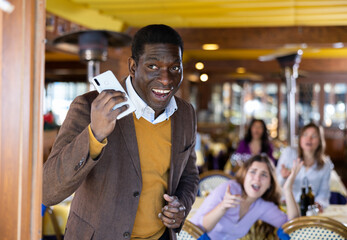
[1,0,347,239]
[44,1,347,182]
[41,1,347,238]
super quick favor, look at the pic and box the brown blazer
[43,90,199,240]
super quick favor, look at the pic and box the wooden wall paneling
[178,72,190,102]
[32,0,45,237]
[183,59,347,85]
[0,2,2,195]
[197,81,211,110]
[177,26,347,50]
[0,0,45,239]
[105,47,132,81]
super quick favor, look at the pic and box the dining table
[319,204,347,227]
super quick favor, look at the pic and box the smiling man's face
[129,43,183,118]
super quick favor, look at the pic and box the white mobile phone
[92,70,136,120]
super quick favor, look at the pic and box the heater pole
[276,50,302,147]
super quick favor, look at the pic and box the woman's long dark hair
[235,154,281,238]
[244,119,271,154]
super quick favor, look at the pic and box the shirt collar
[125,75,177,124]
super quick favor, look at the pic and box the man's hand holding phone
[91,90,128,142]
[90,71,136,142]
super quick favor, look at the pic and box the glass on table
[306,204,320,216]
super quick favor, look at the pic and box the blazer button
[133,191,140,197]
[123,232,130,239]
[78,158,84,166]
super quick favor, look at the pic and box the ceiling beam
[175,26,347,49]
[184,58,347,74]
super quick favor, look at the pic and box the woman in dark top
[233,119,276,165]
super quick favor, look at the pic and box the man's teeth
[153,89,170,94]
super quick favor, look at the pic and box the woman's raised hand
[283,158,303,191]
[220,184,241,210]
[203,184,242,231]
[280,164,291,179]
[283,158,303,219]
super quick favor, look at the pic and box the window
[297,83,320,128]
[324,83,347,129]
[44,82,89,126]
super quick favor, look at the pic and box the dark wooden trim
[177,26,347,50]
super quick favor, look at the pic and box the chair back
[43,206,63,240]
[176,220,204,240]
[198,170,233,197]
[282,216,347,240]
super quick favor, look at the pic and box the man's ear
[128,57,136,77]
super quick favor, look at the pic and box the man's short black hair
[131,24,184,64]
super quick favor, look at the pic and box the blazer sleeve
[43,93,100,206]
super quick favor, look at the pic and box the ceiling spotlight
[187,73,199,82]
[202,44,219,51]
[200,73,208,82]
[236,67,246,74]
[195,62,204,70]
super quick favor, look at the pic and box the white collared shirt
[125,76,177,124]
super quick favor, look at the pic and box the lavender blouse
[190,180,287,240]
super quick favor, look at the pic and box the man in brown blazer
[43,24,199,240]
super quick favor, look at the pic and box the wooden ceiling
[45,0,347,83]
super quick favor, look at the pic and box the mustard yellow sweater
[131,116,171,239]
[88,116,171,239]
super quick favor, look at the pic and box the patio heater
[259,49,303,147]
[53,30,131,84]
[276,50,303,147]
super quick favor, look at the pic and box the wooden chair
[281,216,347,240]
[238,220,278,240]
[43,206,63,240]
[176,220,204,240]
[198,170,234,197]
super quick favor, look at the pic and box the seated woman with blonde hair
[276,122,333,209]
[191,154,302,240]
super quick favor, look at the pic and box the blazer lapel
[117,114,142,182]
[169,104,183,195]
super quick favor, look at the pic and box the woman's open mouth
[251,184,260,191]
